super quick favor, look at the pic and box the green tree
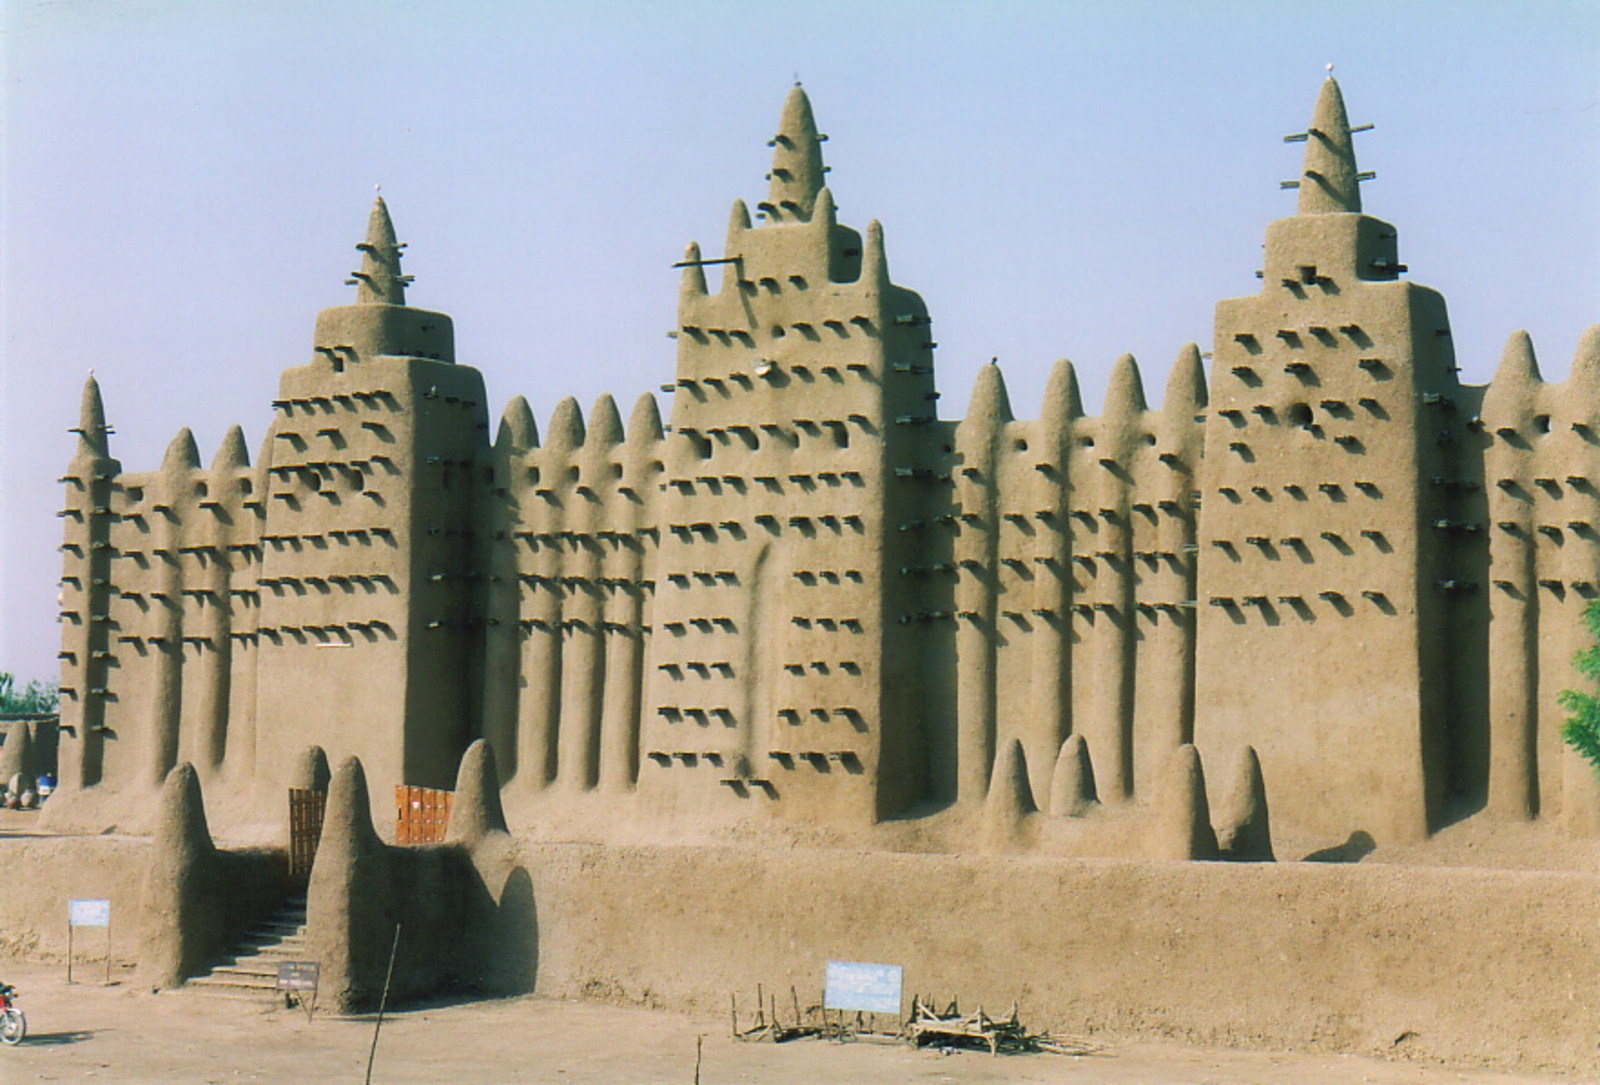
[0,672,59,714]
[1560,600,1600,774]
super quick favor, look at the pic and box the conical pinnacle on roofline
[761,85,829,223]
[1280,75,1375,213]
[71,374,112,458]
[346,194,414,304]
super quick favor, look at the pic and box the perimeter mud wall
[1,832,1593,1074]
[0,835,146,962]
[524,843,1600,1076]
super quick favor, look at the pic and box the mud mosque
[48,77,1600,852]
[13,77,1597,1068]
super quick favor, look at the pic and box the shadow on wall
[306,740,538,1012]
[137,763,293,989]
[1302,830,1377,863]
[138,741,539,1011]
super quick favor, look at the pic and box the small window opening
[1287,403,1314,428]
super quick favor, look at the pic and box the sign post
[276,961,321,1020]
[67,899,112,985]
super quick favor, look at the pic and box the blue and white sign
[824,960,903,1014]
[68,898,111,928]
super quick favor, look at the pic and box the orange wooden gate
[394,784,453,844]
[288,788,327,883]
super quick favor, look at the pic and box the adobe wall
[47,77,1600,857]
[525,841,1600,1076]
[0,834,147,961]
[1,828,1594,1074]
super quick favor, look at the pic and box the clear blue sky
[3,0,1597,682]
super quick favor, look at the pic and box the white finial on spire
[1326,63,1335,73]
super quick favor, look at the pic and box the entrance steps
[184,894,308,1000]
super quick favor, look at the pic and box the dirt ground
[0,958,1574,1085]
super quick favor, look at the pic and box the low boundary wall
[2,832,1594,1074]
[525,844,1599,1075]
[0,834,146,961]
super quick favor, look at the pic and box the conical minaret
[349,196,411,305]
[254,193,486,822]
[763,85,826,223]
[1195,74,1458,846]
[313,196,451,366]
[57,374,121,794]
[74,375,111,460]
[1296,77,1362,215]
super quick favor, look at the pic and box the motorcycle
[0,983,24,1044]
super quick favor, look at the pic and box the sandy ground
[0,958,1575,1085]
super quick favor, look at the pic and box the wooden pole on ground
[364,924,402,1085]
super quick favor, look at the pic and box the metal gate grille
[288,788,327,882]
[395,784,452,844]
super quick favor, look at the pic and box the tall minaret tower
[1193,77,1461,844]
[56,376,121,792]
[254,197,488,807]
[639,87,937,827]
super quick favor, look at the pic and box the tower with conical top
[254,196,487,809]
[56,376,122,792]
[1193,77,1463,843]
[639,86,937,826]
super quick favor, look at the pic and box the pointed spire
[679,242,708,299]
[254,424,276,476]
[210,425,249,472]
[1042,359,1084,425]
[767,85,825,222]
[966,362,1015,430]
[726,198,751,244]
[1566,324,1600,392]
[350,195,409,304]
[1148,745,1219,861]
[161,427,201,473]
[152,762,215,863]
[981,739,1038,850]
[316,756,382,860]
[1482,330,1543,423]
[627,393,664,446]
[1163,343,1208,418]
[1213,745,1274,861]
[813,186,838,231]
[1048,734,1099,817]
[586,394,624,448]
[546,396,586,453]
[861,220,889,292]
[1104,353,1148,416]
[1297,77,1361,214]
[448,739,508,844]
[291,745,331,793]
[497,396,539,454]
[75,374,109,458]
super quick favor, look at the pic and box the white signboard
[824,960,903,1014]
[68,898,111,927]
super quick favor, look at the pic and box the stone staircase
[185,894,309,1000]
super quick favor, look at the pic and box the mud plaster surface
[3,813,1595,1076]
[0,958,1572,1085]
